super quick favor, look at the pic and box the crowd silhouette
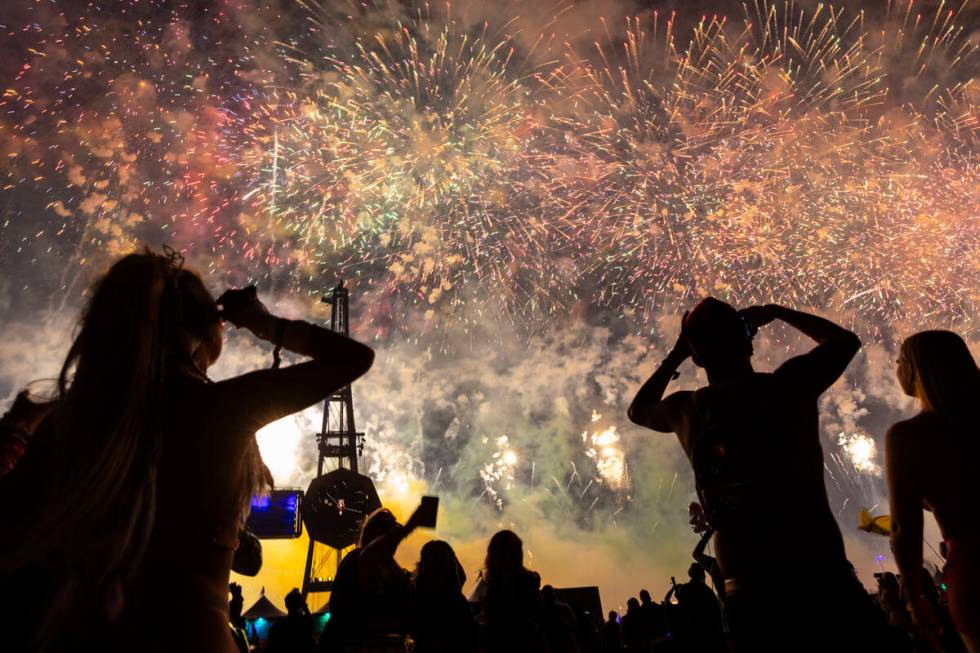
[0,250,977,652]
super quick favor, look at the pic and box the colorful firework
[585,411,629,490]
[479,434,519,509]
[546,1,979,321]
[837,432,882,476]
[0,0,977,324]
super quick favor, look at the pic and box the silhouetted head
[359,508,400,547]
[876,572,900,597]
[284,588,306,615]
[639,589,651,604]
[172,266,223,370]
[688,563,706,583]
[541,584,556,604]
[485,529,524,579]
[683,297,753,371]
[899,331,979,425]
[608,611,618,623]
[627,597,640,612]
[62,251,223,396]
[416,539,466,593]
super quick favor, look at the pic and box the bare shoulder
[889,412,941,434]
[885,413,937,452]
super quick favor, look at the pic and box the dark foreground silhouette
[0,253,977,652]
[887,331,980,653]
[630,299,899,649]
[0,250,374,652]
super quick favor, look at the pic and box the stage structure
[300,281,380,600]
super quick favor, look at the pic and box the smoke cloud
[1,0,976,612]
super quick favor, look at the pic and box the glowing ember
[837,433,881,476]
[480,435,518,509]
[585,414,629,490]
[2,1,974,325]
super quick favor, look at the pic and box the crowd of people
[0,249,976,652]
[230,515,964,653]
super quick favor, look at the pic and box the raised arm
[357,502,424,569]
[210,287,375,432]
[752,304,860,395]
[628,334,691,433]
[767,305,859,346]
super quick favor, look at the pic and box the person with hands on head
[886,330,980,652]
[141,276,373,653]
[628,298,886,649]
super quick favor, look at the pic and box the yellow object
[857,508,892,536]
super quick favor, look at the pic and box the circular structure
[302,467,382,549]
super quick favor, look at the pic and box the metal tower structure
[300,280,364,599]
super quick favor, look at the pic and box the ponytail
[0,251,179,644]
[0,249,271,648]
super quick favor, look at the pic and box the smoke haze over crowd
[1,0,976,609]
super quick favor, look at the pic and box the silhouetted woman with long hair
[412,540,477,653]
[0,250,374,652]
[887,330,980,652]
[478,530,548,652]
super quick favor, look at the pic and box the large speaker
[303,467,381,549]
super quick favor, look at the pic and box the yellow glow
[256,415,304,484]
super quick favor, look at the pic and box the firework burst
[1,0,977,330]
[234,4,570,313]
[548,0,979,322]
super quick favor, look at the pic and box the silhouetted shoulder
[886,413,943,451]
[889,412,944,438]
[885,418,913,446]
[884,416,934,481]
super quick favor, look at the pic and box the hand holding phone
[414,496,439,529]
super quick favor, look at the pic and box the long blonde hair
[901,330,980,428]
[0,250,268,646]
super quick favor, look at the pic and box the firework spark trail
[0,1,972,510]
[584,411,629,490]
[2,1,976,329]
[232,6,568,313]
[546,1,979,321]
[2,1,973,608]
